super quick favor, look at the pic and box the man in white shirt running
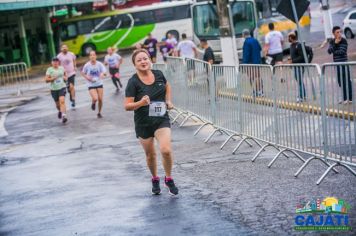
[177,33,197,59]
[264,22,284,66]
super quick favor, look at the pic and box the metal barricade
[231,65,276,155]
[152,63,167,76]
[260,64,324,168]
[165,57,189,123]
[183,58,214,128]
[0,62,29,95]
[307,62,356,184]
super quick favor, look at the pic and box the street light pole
[216,0,238,66]
[290,0,309,64]
[320,0,333,43]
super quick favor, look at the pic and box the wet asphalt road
[0,62,252,235]
[1,50,356,235]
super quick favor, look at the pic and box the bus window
[133,10,155,26]
[93,17,116,32]
[192,4,219,37]
[77,20,94,34]
[111,14,132,28]
[231,1,255,35]
[60,23,78,40]
[154,8,174,22]
[174,5,191,20]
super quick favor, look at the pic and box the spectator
[242,29,263,97]
[143,33,158,63]
[288,32,306,102]
[327,26,352,104]
[177,33,197,59]
[159,38,174,62]
[200,38,215,65]
[264,22,284,66]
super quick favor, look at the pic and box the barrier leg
[179,114,194,127]
[194,122,212,136]
[316,163,338,185]
[204,128,222,143]
[294,157,339,178]
[171,111,185,124]
[268,149,305,168]
[220,134,240,150]
[232,137,253,154]
[251,143,271,162]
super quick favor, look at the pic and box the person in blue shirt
[242,29,263,97]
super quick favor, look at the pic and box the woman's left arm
[165,82,173,109]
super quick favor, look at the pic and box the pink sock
[165,176,173,182]
[152,176,160,181]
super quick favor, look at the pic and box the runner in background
[57,44,77,108]
[104,47,123,91]
[159,38,174,62]
[143,33,158,63]
[45,57,68,124]
[81,51,107,118]
[124,49,179,196]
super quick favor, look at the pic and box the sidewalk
[0,58,355,235]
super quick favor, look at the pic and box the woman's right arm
[124,96,150,111]
[45,75,54,83]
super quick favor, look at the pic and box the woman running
[81,51,106,118]
[124,49,178,196]
[45,57,68,123]
[104,47,123,91]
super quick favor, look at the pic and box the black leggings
[109,68,122,89]
[336,65,353,101]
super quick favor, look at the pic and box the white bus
[191,0,311,63]
[54,0,193,55]
[191,0,258,63]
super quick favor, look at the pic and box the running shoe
[97,113,103,118]
[62,115,68,124]
[71,100,76,108]
[164,177,179,195]
[91,103,96,111]
[58,111,62,119]
[152,178,161,195]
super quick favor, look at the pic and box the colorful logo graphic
[294,197,352,231]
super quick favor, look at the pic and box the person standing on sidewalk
[264,23,284,66]
[288,32,307,102]
[242,29,263,97]
[124,49,179,196]
[45,57,68,124]
[57,44,77,108]
[200,38,215,65]
[327,26,353,104]
[104,47,123,91]
[81,51,107,118]
[143,33,158,63]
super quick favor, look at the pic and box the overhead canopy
[0,0,95,11]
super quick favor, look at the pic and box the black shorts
[109,67,119,77]
[268,53,283,65]
[88,85,103,90]
[51,88,66,102]
[150,53,157,59]
[67,75,75,86]
[135,119,171,139]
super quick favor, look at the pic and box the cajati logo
[294,197,352,231]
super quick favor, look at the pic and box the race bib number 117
[149,101,167,117]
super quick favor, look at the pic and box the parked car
[343,10,356,39]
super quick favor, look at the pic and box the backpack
[297,43,313,63]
